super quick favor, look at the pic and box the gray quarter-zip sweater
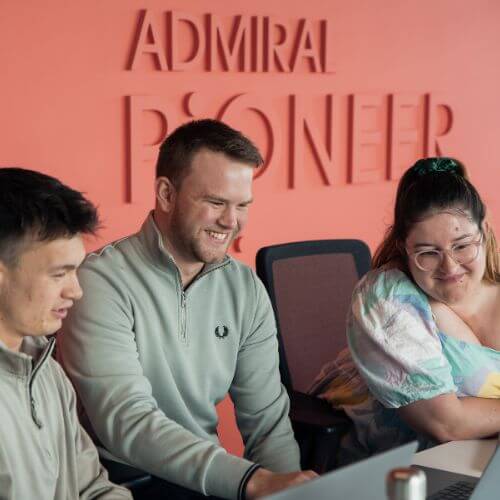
[58,214,300,499]
[0,336,131,500]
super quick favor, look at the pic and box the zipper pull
[180,291,187,343]
[30,397,43,429]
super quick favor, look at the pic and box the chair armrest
[289,390,352,434]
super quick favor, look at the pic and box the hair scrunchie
[412,157,459,176]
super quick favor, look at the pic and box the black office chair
[256,239,371,473]
[101,458,152,495]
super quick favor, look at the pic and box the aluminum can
[386,467,426,500]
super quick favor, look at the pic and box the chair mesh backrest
[271,252,362,393]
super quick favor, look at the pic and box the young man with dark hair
[0,167,132,500]
[59,119,316,500]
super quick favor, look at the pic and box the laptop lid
[470,438,500,500]
[264,441,418,500]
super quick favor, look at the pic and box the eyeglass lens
[416,243,480,271]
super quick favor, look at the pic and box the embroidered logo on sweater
[214,325,229,339]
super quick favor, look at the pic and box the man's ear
[155,176,177,213]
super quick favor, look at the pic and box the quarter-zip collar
[0,335,54,379]
[0,335,55,427]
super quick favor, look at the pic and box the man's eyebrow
[239,198,253,205]
[48,264,78,272]
[204,195,254,205]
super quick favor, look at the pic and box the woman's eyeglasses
[408,232,483,272]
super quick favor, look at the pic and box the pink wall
[2,0,500,454]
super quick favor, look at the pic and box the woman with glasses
[311,157,500,464]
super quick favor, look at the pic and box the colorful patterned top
[310,267,500,464]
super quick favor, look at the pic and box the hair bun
[412,157,461,177]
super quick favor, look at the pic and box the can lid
[386,467,427,500]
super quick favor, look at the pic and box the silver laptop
[422,436,500,500]
[264,441,418,500]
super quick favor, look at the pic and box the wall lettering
[123,9,454,207]
[129,10,334,73]
[126,92,453,203]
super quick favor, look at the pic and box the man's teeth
[207,231,227,240]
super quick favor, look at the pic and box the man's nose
[218,206,238,229]
[65,275,83,301]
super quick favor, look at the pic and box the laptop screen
[264,441,418,500]
[470,435,500,500]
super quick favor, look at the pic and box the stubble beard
[190,229,236,265]
[170,218,236,267]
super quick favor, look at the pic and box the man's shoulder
[221,256,260,289]
[79,232,145,281]
[226,255,254,274]
[71,234,146,302]
[85,233,138,265]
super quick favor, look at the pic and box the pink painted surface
[1,0,500,455]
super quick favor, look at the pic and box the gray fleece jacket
[0,336,131,500]
[58,214,300,500]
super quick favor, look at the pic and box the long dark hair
[372,157,500,283]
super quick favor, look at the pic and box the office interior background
[2,0,500,455]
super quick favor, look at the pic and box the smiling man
[59,120,315,500]
[0,168,131,500]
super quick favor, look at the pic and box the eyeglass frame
[406,231,484,272]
